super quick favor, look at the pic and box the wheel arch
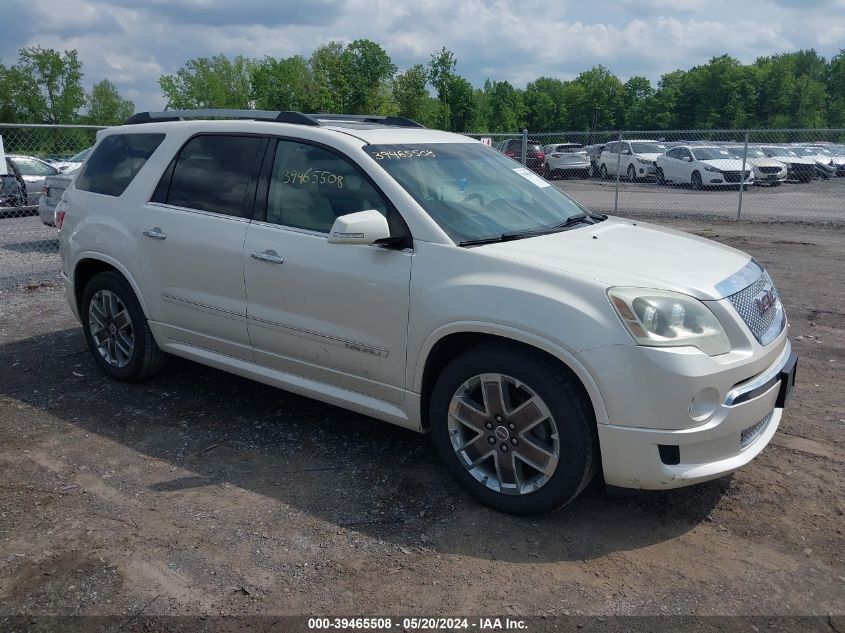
[414,323,609,431]
[73,253,151,320]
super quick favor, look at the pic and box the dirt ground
[0,217,843,626]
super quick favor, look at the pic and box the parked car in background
[38,169,77,226]
[1,157,28,211]
[655,145,753,188]
[48,147,92,173]
[726,146,787,186]
[584,143,605,177]
[759,147,817,183]
[788,146,837,179]
[599,140,669,181]
[542,143,590,179]
[7,155,61,205]
[813,145,845,175]
[496,138,545,174]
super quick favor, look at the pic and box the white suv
[57,110,797,514]
[598,140,669,181]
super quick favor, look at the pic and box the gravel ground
[0,217,843,630]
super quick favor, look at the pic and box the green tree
[159,54,254,109]
[393,64,436,124]
[427,47,457,128]
[486,80,525,132]
[828,50,845,127]
[344,39,396,113]
[7,46,85,123]
[84,79,135,125]
[251,55,311,111]
[524,77,567,131]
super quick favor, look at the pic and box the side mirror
[327,210,390,245]
[623,149,632,155]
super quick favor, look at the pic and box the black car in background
[1,157,27,211]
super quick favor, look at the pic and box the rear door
[138,133,266,361]
[243,138,412,406]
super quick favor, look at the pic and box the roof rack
[124,110,424,128]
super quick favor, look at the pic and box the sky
[2,0,844,112]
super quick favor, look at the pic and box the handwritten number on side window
[281,169,344,189]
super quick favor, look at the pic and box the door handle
[142,228,167,240]
[250,251,284,264]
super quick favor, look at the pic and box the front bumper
[590,339,795,489]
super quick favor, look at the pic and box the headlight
[608,288,731,356]
[636,157,651,164]
[703,165,722,173]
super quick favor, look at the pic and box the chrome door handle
[250,251,284,264]
[142,228,167,240]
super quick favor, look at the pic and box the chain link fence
[465,128,845,225]
[1,123,843,291]
[1,124,103,290]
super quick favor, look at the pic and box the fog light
[689,387,720,422]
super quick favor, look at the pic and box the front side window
[365,143,588,243]
[77,134,165,197]
[166,135,263,216]
[266,140,388,233]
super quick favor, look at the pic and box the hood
[700,158,748,170]
[746,157,785,168]
[477,217,751,300]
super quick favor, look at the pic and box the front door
[243,139,412,405]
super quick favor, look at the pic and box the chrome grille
[741,411,773,448]
[726,270,785,344]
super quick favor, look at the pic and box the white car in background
[542,143,590,179]
[656,145,754,188]
[49,147,92,173]
[759,147,818,183]
[726,146,787,186]
[599,140,669,181]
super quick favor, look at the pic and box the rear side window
[165,135,264,217]
[76,134,165,197]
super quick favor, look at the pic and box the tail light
[43,185,50,197]
[55,202,66,229]
[505,150,516,157]
[534,151,545,159]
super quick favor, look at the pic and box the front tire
[81,271,168,381]
[600,164,609,180]
[691,171,703,190]
[627,164,637,182]
[429,343,597,514]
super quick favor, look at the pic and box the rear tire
[627,164,637,182]
[600,164,609,180]
[81,271,168,382]
[656,168,666,185]
[429,343,597,514]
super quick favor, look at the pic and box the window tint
[166,135,263,216]
[77,134,165,197]
[266,140,388,233]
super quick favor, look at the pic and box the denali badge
[754,286,777,316]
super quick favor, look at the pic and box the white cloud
[0,0,842,112]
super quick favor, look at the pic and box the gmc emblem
[754,286,777,316]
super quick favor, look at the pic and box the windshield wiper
[458,213,595,247]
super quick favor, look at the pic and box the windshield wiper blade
[458,214,596,247]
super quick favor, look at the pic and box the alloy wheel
[447,373,560,496]
[88,289,135,368]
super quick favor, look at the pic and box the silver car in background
[7,154,61,205]
[542,143,591,179]
[38,169,76,226]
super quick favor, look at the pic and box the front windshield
[630,142,667,154]
[729,147,766,158]
[365,143,588,243]
[691,147,734,161]
[765,147,796,157]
